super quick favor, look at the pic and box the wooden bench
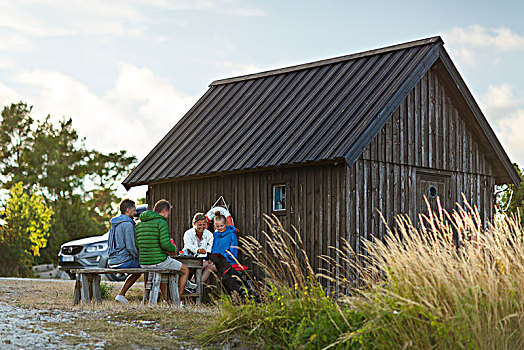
[70,268,183,305]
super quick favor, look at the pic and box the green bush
[100,282,114,300]
[0,182,53,276]
[291,307,367,349]
[207,282,363,349]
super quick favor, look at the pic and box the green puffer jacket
[135,211,177,265]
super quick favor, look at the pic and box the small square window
[273,185,286,211]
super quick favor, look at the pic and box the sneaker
[186,280,198,289]
[184,286,197,294]
[115,295,129,305]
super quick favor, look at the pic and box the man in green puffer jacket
[135,199,190,302]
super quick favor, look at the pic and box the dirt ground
[0,277,223,349]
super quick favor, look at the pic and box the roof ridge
[210,36,443,86]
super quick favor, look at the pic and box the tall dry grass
[330,198,524,349]
[207,199,524,349]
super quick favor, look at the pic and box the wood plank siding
[147,163,347,275]
[355,65,495,251]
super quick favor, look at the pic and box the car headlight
[85,243,108,252]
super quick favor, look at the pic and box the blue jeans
[113,257,140,269]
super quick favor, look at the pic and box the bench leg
[80,274,91,303]
[73,275,81,305]
[168,274,180,304]
[143,273,152,304]
[149,272,161,304]
[92,274,102,302]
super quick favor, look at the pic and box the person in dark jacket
[135,199,190,302]
[108,199,142,305]
[202,211,239,283]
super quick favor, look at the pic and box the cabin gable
[346,63,497,247]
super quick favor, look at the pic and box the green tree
[0,102,137,266]
[0,182,53,276]
[86,150,137,226]
[0,102,33,188]
[498,163,524,228]
[26,116,92,199]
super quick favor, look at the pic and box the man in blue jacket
[108,199,142,305]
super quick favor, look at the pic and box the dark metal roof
[123,36,520,188]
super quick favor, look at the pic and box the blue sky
[0,0,523,199]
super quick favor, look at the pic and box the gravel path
[0,277,108,349]
[0,302,105,350]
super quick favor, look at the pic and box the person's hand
[197,248,206,254]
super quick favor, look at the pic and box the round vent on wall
[428,185,437,199]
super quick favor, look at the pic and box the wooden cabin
[123,36,521,274]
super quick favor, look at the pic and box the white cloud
[8,64,197,161]
[0,0,76,37]
[226,7,265,17]
[0,55,15,69]
[0,33,31,51]
[136,0,213,11]
[490,108,524,165]
[446,25,524,51]
[0,0,264,46]
[444,25,524,66]
[0,81,22,104]
[452,47,476,66]
[136,0,265,17]
[61,1,146,22]
[480,83,524,165]
[20,0,147,23]
[480,84,522,116]
[0,0,146,40]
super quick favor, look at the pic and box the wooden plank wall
[148,163,347,276]
[354,65,496,252]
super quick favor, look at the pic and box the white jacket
[183,228,214,257]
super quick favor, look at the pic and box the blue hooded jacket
[211,225,238,265]
[108,214,139,266]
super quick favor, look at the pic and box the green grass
[206,201,524,349]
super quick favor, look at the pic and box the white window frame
[272,184,286,212]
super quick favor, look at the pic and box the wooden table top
[170,255,205,268]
